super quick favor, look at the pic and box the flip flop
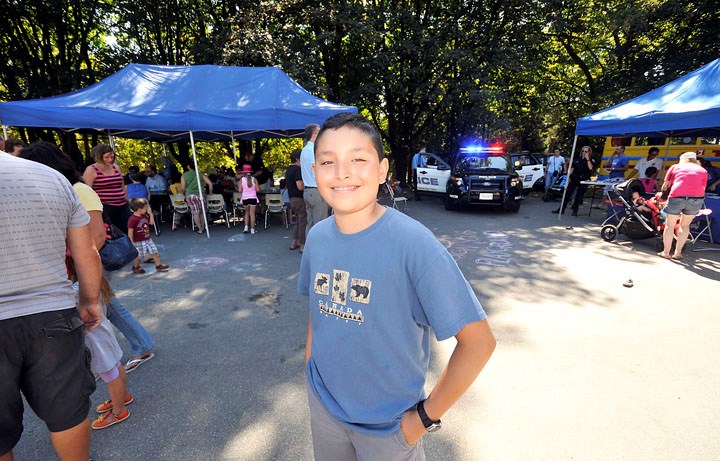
[657,252,671,259]
[125,352,155,374]
[289,245,299,251]
[671,254,683,260]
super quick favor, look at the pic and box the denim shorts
[664,197,703,216]
[0,309,95,454]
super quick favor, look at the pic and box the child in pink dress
[238,164,260,234]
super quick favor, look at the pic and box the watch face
[427,422,442,433]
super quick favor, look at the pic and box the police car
[509,152,545,193]
[445,145,523,212]
[414,152,453,198]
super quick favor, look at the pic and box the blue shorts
[664,197,703,216]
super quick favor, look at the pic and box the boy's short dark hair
[290,148,302,163]
[648,147,660,155]
[129,198,148,211]
[130,172,144,183]
[315,113,384,160]
[644,166,658,178]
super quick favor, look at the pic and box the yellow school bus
[602,136,720,176]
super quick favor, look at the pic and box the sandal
[131,266,146,274]
[657,252,671,259]
[96,394,133,414]
[289,245,299,251]
[156,264,169,272]
[671,254,683,260]
[125,352,155,374]
[91,408,130,430]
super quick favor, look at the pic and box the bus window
[670,136,696,145]
[701,137,719,145]
[610,137,632,147]
[634,136,666,146]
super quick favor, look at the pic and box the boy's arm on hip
[423,319,496,422]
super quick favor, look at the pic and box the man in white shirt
[545,149,566,192]
[145,165,168,193]
[629,147,663,180]
[300,123,329,234]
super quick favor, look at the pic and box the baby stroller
[542,172,567,202]
[600,179,664,250]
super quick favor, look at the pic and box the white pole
[2,125,7,139]
[189,131,210,237]
[558,135,579,220]
[231,131,238,164]
[108,132,117,152]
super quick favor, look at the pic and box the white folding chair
[232,192,245,226]
[264,193,287,229]
[688,207,714,250]
[206,194,230,228]
[170,194,194,230]
[385,180,408,212]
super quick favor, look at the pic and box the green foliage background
[1,0,718,183]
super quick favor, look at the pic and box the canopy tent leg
[660,140,672,179]
[2,125,7,139]
[108,131,117,152]
[558,135,579,220]
[231,131,238,165]
[189,131,210,237]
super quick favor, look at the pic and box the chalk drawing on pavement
[179,257,230,271]
[438,230,513,267]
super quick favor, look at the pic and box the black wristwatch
[416,399,442,432]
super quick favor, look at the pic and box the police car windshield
[456,155,509,171]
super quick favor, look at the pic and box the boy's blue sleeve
[412,251,487,341]
[298,253,310,296]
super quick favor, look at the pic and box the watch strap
[416,399,440,429]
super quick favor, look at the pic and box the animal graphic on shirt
[350,278,372,304]
[314,273,330,296]
[331,270,349,305]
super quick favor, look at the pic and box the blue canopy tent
[558,57,720,219]
[0,64,357,236]
[576,58,720,138]
[0,63,357,142]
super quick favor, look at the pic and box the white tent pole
[108,131,117,152]
[189,131,210,237]
[162,143,168,158]
[2,125,7,139]
[558,135,579,220]
[231,131,238,164]
[660,138,671,179]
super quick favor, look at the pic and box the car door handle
[532,167,540,171]
[419,171,427,174]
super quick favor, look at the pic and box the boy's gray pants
[307,385,425,461]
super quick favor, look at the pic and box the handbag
[99,223,138,271]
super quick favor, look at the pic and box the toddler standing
[128,198,169,274]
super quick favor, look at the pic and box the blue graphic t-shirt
[608,155,629,179]
[298,207,487,435]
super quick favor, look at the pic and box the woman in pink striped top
[83,144,132,234]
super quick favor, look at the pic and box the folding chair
[264,193,288,229]
[385,181,408,212]
[688,207,715,251]
[170,194,194,230]
[232,192,245,226]
[206,194,230,228]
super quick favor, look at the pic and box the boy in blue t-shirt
[298,113,496,460]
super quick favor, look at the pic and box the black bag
[99,223,138,271]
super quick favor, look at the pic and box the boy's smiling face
[313,126,388,223]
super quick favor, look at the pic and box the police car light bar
[460,144,504,154]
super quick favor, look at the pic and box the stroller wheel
[601,225,618,242]
[542,193,552,202]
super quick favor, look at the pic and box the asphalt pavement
[13,192,720,460]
